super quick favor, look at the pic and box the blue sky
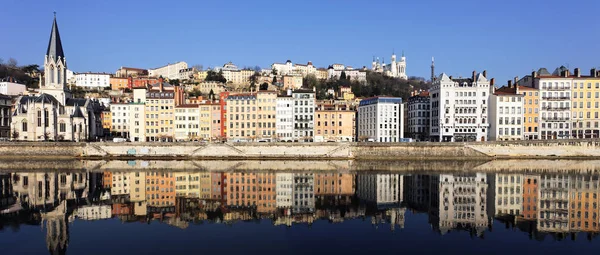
[1,0,599,84]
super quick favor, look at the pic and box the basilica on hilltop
[371,51,407,79]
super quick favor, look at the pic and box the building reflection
[4,169,600,254]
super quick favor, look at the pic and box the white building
[489,82,525,141]
[110,103,129,137]
[0,79,26,95]
[407,91,430,141]
[371,52,407,79]
[272,60,294,76]
[292,173,314,214]
[178,67,196,80]
[518,68,572,140]
[76,205,112,220]
[292,89,316,142]
[327,64,367,83]
[276,96,294,142]
[357,96,404,142]
[432,173,489,236]
[429,71,493,142]
[174,104,200,141]
[276,173,293,208]
[149,61,188,80]
[74,72,110,88]
[490,174,523,216]
[356,174,402,206]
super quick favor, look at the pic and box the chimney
[532,71,538,78]
[513,76,518,85]
[574,68,580,77]
[449,76,453,80]
[483,70,487,78]
[591,68,597,78]
[158,77,164,91]
[490,78,495,86]
[508,80,513,88]
[472,70,476,80]
[562,69,569,78]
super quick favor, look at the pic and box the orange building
[315,101,356,142]
[314,173,355,195]
[522,174,539,220]
[110,77,129,90]
[569,175,600,232]
[226,172,276,213]
[146,172,175,207]
[103,171,113,189]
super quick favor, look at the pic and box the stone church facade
[11,15,103,141]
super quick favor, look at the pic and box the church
[371,52,407,79]
[11,14,104,141]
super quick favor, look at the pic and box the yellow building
[195,71,208,81]
[101,110,111,132]
[226,93,257,141]
[199,103,212,140]
[572,68,600,138]
[316,68,328,80]
[257,91,277,140]
[315,100,356,142]
[519,85,539,140]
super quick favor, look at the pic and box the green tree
[272,76,277,84]
[205,70,227,83]
[209,89,215,100]
[272,68,278,75]
[259,83,269,91]
[339,71,347,80]
[169,79,180,86]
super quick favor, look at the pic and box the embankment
[0,139,599,160]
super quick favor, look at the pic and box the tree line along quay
[3,15,600,145]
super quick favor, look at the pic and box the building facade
[148,62,188,80]
[407,91,430,141]
[357,97,404,142]
[489,83,524,141]
[276,96,294,142]
[315,100,356,142]
[371,52,407,79]
[292,90,316,142]
[430,71,493,142]
[74,72,110,89]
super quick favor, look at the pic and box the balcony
[542,96,570,101]
[542,117,570,122]
[542,87,570,91]
[295,118,312,122]
[542,106,570,111]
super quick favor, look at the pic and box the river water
[1,160,600,254]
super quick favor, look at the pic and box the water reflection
[2,169,600,253]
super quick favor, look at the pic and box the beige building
[129,88,146,142]
[226,93,256,141]
[283,75,303,90]
[149,61,188,80]
[174,104,200,141]
[316,69,328,80]
[199,103,212,140]
[256,91,277,140]
[315,100,356,142]
[144,79,184,142]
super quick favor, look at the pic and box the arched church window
[59,122,66,133]
[57,66,62,84]
[37,109,42,127]
[44,109,49,127]
[22,120,28,132]
[49,66,55,84]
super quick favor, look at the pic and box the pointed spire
[402,50,405,57]
[47,13,65,60]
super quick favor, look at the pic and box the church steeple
[47,12,65,60]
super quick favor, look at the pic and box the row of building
[406,67,600,141]
[4,170,599,237]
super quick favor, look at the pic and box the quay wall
[0,139,599,160]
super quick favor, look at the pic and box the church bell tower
[40,13,71,104]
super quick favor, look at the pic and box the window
[22,121,27,132]
[59,122,66,132]
[37,110,41,127]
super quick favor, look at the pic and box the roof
[517,85,536,91]
[537,68,551,76]
[119,67,146,71]
[494,86,520,95]
[66,98,88,107]
[72,106,85,118]
[46,15,64,59]
[176,104,199,108]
